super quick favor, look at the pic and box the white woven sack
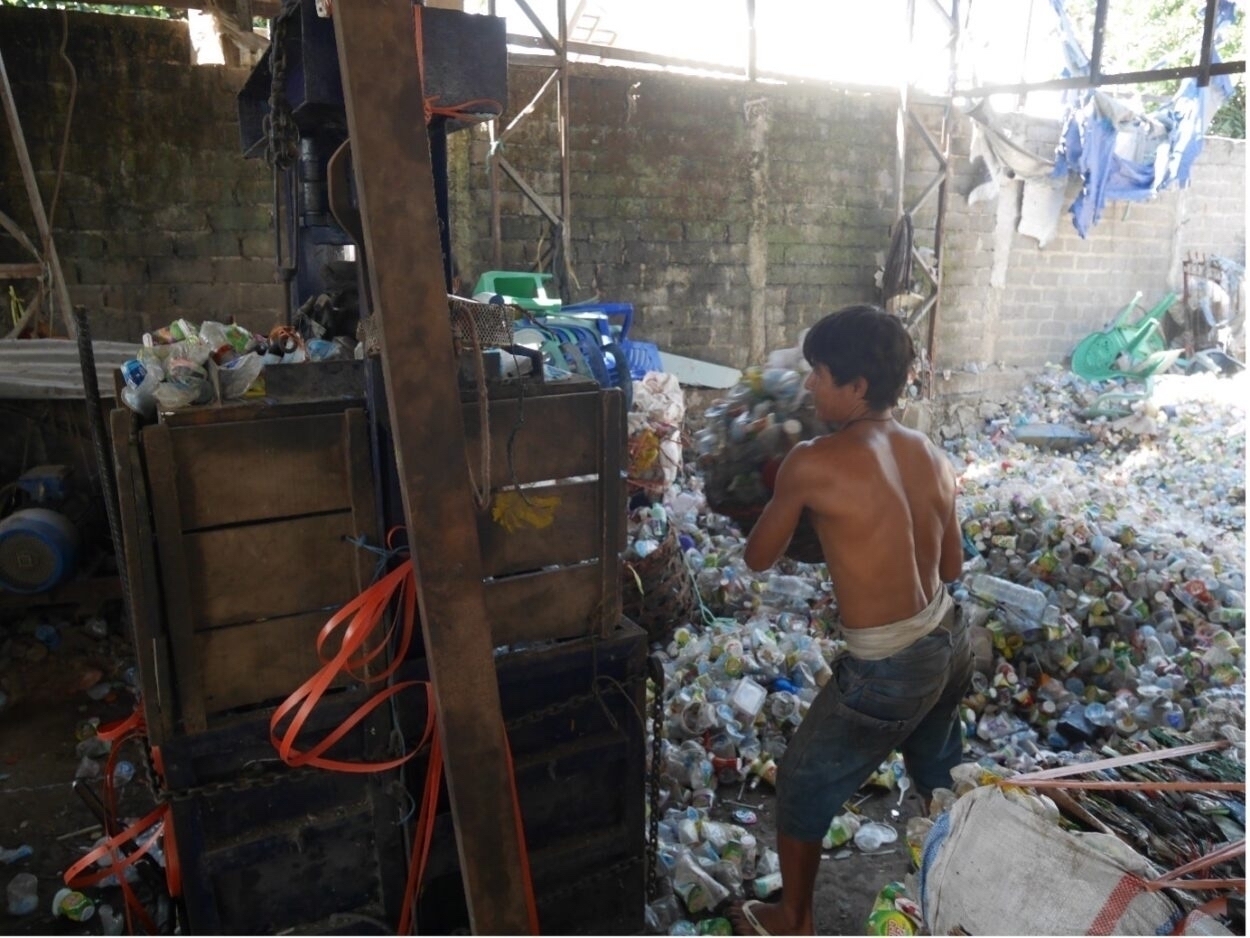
[920,784,1181,935]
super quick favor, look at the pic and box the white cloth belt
[841,590,953,661]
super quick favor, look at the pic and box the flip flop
[739,900,773,936]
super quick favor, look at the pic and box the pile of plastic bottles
[636,364,1244,932]
[118,318,360,416]
[694,365,826,513]
[947,368,1245,772]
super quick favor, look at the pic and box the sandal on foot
[740,900,773,936]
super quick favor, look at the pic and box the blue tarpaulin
[1049,0,1238,238]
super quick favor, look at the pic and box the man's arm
[743,446,809,571]
[938,464,964,584]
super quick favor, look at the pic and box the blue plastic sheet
[1049,0,1237,238]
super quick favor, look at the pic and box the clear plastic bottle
[6,872,37,916]
[112,760,136,789]
[120,358,164,419]
[853,821,898,852]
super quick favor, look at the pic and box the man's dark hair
[802,304,915,410]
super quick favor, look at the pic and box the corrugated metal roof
[0,338,138,400]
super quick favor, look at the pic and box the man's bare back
[744,416,961,628]
[803,419,960,628]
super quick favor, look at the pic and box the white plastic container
[729,676,768,720]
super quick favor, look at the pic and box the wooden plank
[183,511,359,630]
[158,398,358,429]
[195,611,346,715]
[598,388,624,636]
[168,414,352,531]
[144,423,208,735]
[110,409,175,742]
[0,262,43,278]
[462,388,600,486]
[478,479,600,577]
[0,49,75,337]
[333,3,532,931]
[486,563,601,646]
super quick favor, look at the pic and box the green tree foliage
[1067,0,1244,138]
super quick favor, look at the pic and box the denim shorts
[776,605,972,842]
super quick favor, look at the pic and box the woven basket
[709,501,825,565]
[621,529,700,645]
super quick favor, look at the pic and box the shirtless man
[731,305,971,937]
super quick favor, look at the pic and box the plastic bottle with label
[120,358,164,419]
[51,887,95,921]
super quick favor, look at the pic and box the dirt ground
[703,785,923,935]
[2,608,914,937]
[0,606,162,936]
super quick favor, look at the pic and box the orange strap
[395,729,540,937]
[64,708,183,936]
[1006,740,1230,783]
[505,734,541,936]
[1010,779,1244,792]
[1145,839,1246,893]
[1085,845,1247,937]
[269,560,436,773]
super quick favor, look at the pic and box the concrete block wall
[939,113,1247,369]
[460,66,897,367]
[3,9,1243,380]
[459,61,1245,373]
[0,8,280,342]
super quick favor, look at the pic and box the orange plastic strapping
[269,560,436,773]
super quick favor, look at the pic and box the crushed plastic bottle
[6,872,37,916]
[853,821,899,853]
[51,887,95,921]
[636,365,1244,930]
[112,760,136,789]
[0,845,33,865]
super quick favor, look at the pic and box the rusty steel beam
[1198,0,1219,87]
[957,59,1244,97]
[331,2,532,934]
[72,0,281,15]
[1088,0,1109,86]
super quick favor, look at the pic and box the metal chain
[139,675,646,804]
[263,9,299,171]
[503,672,646,732]
[645,654,665,901]
[148,758,307,804]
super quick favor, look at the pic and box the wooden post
[0,48,76,338]
[331,2,532,933]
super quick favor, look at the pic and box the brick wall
[457,67,897,367]
[938,114,1247,371]
[457,62,1245,373]
[0,8,280,342]
[4,9,1243,378]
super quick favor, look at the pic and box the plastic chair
[1070,291,1178,382]
[471,271,562,312]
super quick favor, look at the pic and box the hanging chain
[645,654,665,902]
[263,9,299,171]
